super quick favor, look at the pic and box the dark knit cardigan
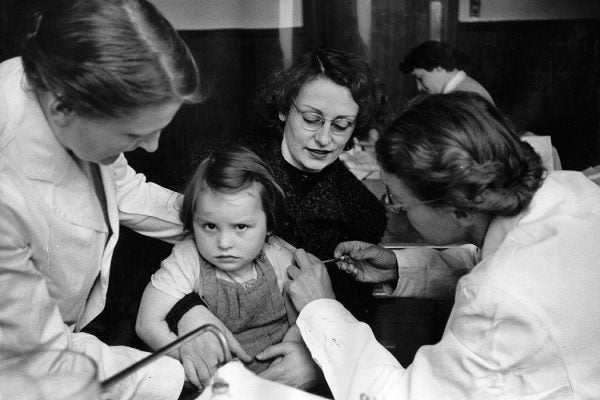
[248,132,387,321]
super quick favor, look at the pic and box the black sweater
[248,133,387,321]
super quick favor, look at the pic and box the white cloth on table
[195,360,328,400]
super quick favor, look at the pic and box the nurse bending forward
[286,92,600,399]
[0,0,201,399]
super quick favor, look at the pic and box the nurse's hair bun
[377,91,546,217]
[457,142,546,216]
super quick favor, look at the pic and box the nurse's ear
[451,206,492,245]
[450,208,477,227]
[43,92,75,127]
[450,207,492,248]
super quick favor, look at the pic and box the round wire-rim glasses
[384,184,441,213]
[291,103,355,136]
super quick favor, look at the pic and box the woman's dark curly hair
[255,48,388,141]
[377,92,546,217]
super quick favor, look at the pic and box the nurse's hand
[334,241,399,284]
[177,306,252,388]
[285,249,335,312]
[256,341,322,390]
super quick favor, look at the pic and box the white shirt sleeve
[297,284,568,400]
[297,299,407,399]
[264,235,296,292]
[378,245,479,299]
[150,238,200,299]
[112,154,185,243]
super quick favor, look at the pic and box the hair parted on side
[180,145,286,233]
[255,48,388,141]
[376,92,546,217]
[398,40,464,73]
[20,0,202,118]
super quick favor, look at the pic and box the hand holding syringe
[321,255,357,278]
[327,241,399,284]
[321,255,350,265]
[286,245,398,312]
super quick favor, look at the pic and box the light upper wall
[459,0,600,22]
[151,0,303,30]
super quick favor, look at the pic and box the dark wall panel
[455,19,600,170]
[307,0,431,115]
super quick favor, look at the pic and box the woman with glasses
[249,48,388,320]
[172,48,389,391]
[285,92,600,399]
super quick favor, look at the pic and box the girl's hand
[177,306,252,387]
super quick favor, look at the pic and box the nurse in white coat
[286,92,600,399]
[0,1,201,399]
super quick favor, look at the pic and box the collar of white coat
[1,57,109,232]
[2,58,75,183]
[442,70,466,94]
[480,171,600,259]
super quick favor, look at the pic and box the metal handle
[101,324,231,390]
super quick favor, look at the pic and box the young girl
[136,146,299,381]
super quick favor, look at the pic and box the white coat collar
[4,58,109,232]
[442,70,466,94]
[479,172,592,259]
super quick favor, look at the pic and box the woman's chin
[97,154,121,165]
[300,154,336,172]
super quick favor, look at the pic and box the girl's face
[411,67,447,94]
[192,183,268,279]
[57,101,182,165]
[281,77,359,173]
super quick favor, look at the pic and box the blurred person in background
[399,40,494,104]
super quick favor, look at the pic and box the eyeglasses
[384,184,440,213]
[292,103,355,136]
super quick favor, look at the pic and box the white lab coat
[442,70,495,105]
[0,57,185,399]
[297,171,600,399]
